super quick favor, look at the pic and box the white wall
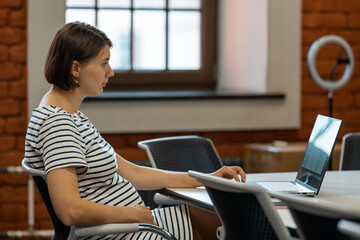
[27,0,65,117]
[28,0,301,133]
[218,0,269,92]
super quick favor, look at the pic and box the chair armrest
[68,223,177,240]
[338,219,360,239]
[154,193,183,206]
[69,223,140,239]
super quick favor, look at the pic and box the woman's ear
[71,60,81,77]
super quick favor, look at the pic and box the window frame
[66,0,217,91]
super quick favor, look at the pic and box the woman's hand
[129,205,157,225]
[211,166,246,183]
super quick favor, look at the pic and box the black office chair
[21,159,176,240]
[189,170,296,240]
[138,135,223,173]
[138,135,224,207]
[339,133,360,170]
[338,219,360,240]
[274,193,360,240]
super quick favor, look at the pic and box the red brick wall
[0,0,34,237]
[1,0,360,237]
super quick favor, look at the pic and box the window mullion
[95,0,98,26]
[165,0,169,70]
[130,0,134,71]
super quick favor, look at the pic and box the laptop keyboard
[258,182,303,192]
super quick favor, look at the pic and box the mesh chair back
[274,193,360,240]
[22,160,70,240]
[22,160,177,240]
[288,208,351,240]
[208,189,279,240]
[138,136,223,173]
[33,175,70,240]
[189,171,292,240]
[340,133,360,170]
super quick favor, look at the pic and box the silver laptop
[247,114,342,196]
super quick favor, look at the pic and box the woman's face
[77,45,114,96]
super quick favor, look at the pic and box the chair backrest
[22,160,178,240]
[138,135,223,173]
[188,170,292,240]
[22,159,70,240]
[339,133,360,170]
[274,193,360,240]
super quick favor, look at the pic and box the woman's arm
[116,154,246,190]
[47,167,156,226]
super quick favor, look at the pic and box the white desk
[159,171,360,228]
[245,170,360,210]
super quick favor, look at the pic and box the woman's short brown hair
[44,22,113,90]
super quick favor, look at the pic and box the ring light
[307,35,354,93]
[307,35,354,171]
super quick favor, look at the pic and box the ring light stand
[307,35,354,117]
[307,35,354,170]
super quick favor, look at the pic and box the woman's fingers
[212,166,246,183]
[231,166,246,183]
[132,205,157,225]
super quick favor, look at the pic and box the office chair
[138,135,224,206]
[274,193,360,240]
[21,159,176,240]
[338,219,360,240]
[188,170,295,240]
[339,133,360,170]
[138,135,223,173]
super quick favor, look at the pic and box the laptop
[247,114,342,196]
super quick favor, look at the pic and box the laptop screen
[296,115,342,193]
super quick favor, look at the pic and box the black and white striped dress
[25,105,193,240]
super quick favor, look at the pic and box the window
[66,0,217,91]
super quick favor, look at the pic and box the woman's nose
[108,66,114,77]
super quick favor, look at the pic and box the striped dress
[25,105,193,240]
